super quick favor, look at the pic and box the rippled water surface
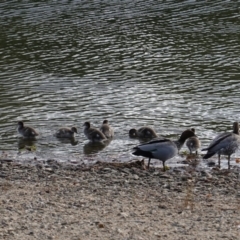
[0,1,240,169]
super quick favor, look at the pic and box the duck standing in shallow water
[129,126,158,139]
[83,121,107,142]
[100,120,114,138]
[17,121,38,138]
[132,129,196,170]
[202,122,240,168]
[55,127,78,138]
[186,128,201,155]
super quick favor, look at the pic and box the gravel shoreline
[0,159,240,240]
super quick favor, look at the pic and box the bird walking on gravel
[132,129,196,170]
[186,128,201,155]
[202,122,240,168]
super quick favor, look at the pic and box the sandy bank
[0,159,240,239]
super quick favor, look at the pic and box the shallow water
[0,1,240,169]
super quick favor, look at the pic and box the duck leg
[218,153,221,167]
[147,157,151,169]
[162,161,165,171]
[227,155,231,169]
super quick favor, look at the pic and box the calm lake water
[0,0,240,169]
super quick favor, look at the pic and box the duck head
[18,121,24,128]
[83,122,91,129]
[129,128,138,138]
[71,127,78,134]
[190,128,195,133]
[103,120,109,124]
[178,129,196,143]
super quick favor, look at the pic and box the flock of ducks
[132,122,240,170]
[17,120,114,141]
[17,121,240,170]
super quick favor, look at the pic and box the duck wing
[138,127,157,138]
[202,132,231,151]
[203,133,239,159]
[100,124,114,138]
[24,126,38,137]
[133,139,178,161]
[89,128,106,141]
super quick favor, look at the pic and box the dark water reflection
[18,138,37,151]
[83,140,111,155]
[56,138,79,146]
[0,1,240,169]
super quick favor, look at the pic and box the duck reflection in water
[18,138,37,151]
[56,137,79,146]
[83,140,111,155]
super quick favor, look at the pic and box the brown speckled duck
[83,121,107,142]
[17,121,38,138]
[129,126,158,139]
[100,120,114,138]
[55,127,78,138]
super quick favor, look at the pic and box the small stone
[181,176,191,181]
[98,223,104,228]
[121,168,132,174]
[44,167,54,173]
[201,170,212,178]
[117,228,124,234]
[158,204,167,209]
[102,168,112,171]
[132,174,139,180]
[120,212,129,218]
[158,174,171,179]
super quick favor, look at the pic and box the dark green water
[0,1,240,168]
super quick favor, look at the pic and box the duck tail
[203,151,216,159]
[132,148,152,159]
